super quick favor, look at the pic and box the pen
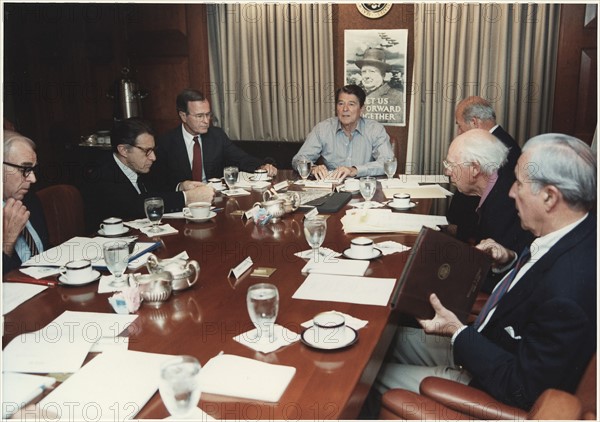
[6,277,58,287]
[211,207,223,212]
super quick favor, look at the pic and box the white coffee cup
[313,311,346,344]
[208,178,224,190]
[100,217,124,235]
[393,193,411,208]
[183,202,211,219]
[350,237,374,258]
[344,178,359,191]
[254,169,268,181]
[59,259,93,284]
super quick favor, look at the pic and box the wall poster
[345,29,408,126]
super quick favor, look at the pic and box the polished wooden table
[3,175,436,419]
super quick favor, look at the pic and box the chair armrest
[420,377,527,420]
[527,389,581,420]
[380,388,470,420]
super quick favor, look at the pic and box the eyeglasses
[131,145,156,157]
[3,161,39,178]
[442,160,473,170]
[188,112,213,120]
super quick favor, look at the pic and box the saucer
[185,211,217,223]
[58,270,102,286]
[98,227,130,237]
[387,201,417,211]
[211,184,226,191]
[300,326,358,350]
[342,247,383,260]
[250,175,272,182]
[339,187,360,194]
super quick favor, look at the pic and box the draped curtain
[207,4,334,141]
[407,3,560,175]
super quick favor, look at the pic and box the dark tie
[137,178,147,193]
[192,136,203,181]
[474,246,532,328]
[21,226,40,257]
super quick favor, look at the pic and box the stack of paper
[2,373,56,418]
[3,283,47,315]
[340,209,448,234]
[382,184,453,199]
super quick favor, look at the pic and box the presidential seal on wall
[356,4,392,19]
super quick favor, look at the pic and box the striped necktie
[192,136,203,181]
[474,246,531,329]
[21,226,40,257]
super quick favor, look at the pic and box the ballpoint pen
[6,277,58,287]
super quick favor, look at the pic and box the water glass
[303,215,327,260]
[223,166,239,190]
[384,157,397,179]
[296,158,311,183]
[144,197,164,233]
[159,356,202,418]
[103,241,129,287]
[247,283,279,342]
[359,176,377,206]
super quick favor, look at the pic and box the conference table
[3,172,439,420]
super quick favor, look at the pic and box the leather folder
[306,192,352,213]
[391,227,492,323]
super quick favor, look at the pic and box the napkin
[98,275,129,294]
[301,259,369,276]
[198,353,296,402]
[349,201,386,209]
[234,324,300,353]
[222,188,251,197]
[19,266,60,279]
[375,240,411,255]
[124,218,153,230]
[294,247,342,260]
[301,311,368,331]
[139,224,178,236]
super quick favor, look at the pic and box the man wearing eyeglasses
[84,118,214,230]
[3,130,49,274]
[151,89,277,191]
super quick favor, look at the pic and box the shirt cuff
[181,191,187,203]
[492,251,518,273]
[176,182,183,192]
[451,324,468,346]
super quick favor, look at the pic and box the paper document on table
[2,373,56,419]
[383,185,452,199]
[3,283,47,315]
[301,259,369,276]
[199,354,296,402]
[22,236,159,268]
[39,350,170,421]
[293,273,396,306]
[379,179,420,189]
[398,174,449,184]
[341,209,448,234]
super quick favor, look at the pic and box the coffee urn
[107,67,149,120]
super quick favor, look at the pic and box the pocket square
[504,326,522,340]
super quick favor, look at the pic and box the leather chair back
[36,184,85,247]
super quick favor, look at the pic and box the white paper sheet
[382,184,452,199]
[301,259,369,276]
[2,283,47,315]
[292,273,397,306]
[3,311,138,373]
[39,350,171,421]
[22,237,158,268]
[398,174,449,184]
[2,372,56,418]
[199,354,296,402]
[341,209,448,234]
[18,266,61,280]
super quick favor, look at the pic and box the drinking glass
[144,197,164,233]
[296,158,311,184]
[246,283,279,342]
[359,176,377,207]
[303,215,327,260]
[103,241,129,287]
[159,355,202,418]
[223,166,239,190]
[384,157,397,180]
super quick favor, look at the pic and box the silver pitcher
[262,191,300,214]
[253,198,286,222]
[146,254,200,292]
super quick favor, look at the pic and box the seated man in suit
[447,96,521,244]
[85,118,214,230]
[444,129,533,292]
[3,130,49,274]
[291,84,394,180]
[151,89,277,191]
[373,134,596,412]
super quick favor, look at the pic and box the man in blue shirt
[292,84,394,180]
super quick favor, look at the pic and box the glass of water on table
[144,197,164,233]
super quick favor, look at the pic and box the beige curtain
[207,4,334,142]
[407,3,560,175]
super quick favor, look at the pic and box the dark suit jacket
[3,192,50,274]
[447,125,522,244]
[454,213,597,410]
[151,125,262,190]
[83,155,185,231]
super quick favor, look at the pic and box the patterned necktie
[137,178,147,193]
[192,136,203,181]
[21,226,40,257]
[474,246,531,329]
